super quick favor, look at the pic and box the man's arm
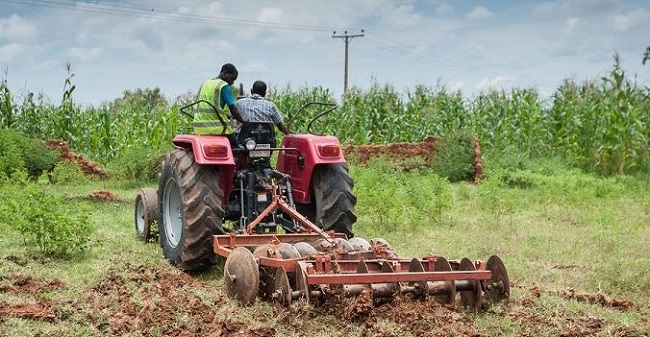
[277,122,290,135]
[270,103,289,134]
[221,85,246,123]
[228,103,246,123]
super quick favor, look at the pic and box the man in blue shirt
[236,81,290,135]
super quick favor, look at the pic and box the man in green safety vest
[193,63,246,135]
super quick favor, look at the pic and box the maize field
[0,57,648,175]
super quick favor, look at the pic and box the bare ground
[1,262,647,337]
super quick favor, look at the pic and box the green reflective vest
[193,78,233,135]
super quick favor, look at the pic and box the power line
[362,31,498,79]
[7,0,501,89]
[5,0,345,32]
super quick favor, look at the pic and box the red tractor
[147,102,355,271]
[135,101,509,309]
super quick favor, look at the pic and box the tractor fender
[172,135,236,166]
[171,135,236,200]
[277,134,347,203]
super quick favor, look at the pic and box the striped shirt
[235,94,284,125]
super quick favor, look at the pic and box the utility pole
[332,30,364,94]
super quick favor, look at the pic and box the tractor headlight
[245,138,257,151]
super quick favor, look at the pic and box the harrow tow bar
[245,184,336,245]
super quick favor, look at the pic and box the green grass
[1,161,649,336]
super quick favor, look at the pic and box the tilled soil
[1,263,647,337]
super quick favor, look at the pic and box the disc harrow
[215,214,509,310]
[213,182,509,310]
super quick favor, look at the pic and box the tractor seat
[236,122,277,149]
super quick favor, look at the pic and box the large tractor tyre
[158,148,226,272]
[298,163,357,238]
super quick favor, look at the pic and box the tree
[110,87,167,112]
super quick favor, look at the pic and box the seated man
[235,80,290,135]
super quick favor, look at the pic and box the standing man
[193,63,246,135]
[236,80,290,135]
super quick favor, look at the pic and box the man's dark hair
[251,80,267,97]
[220,63,238,75]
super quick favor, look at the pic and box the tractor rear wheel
[299,163,357,237]
[158,148,226,271]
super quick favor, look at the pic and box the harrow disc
[484,255,510,302]
[311,238,336,252]
[293,242,317,258]
[409,258,428,300]
[252,244,275,301]
[224,247,259,305]
[273,267,292,310]
[433,256,457,304]
[370,237,393,251]
[348,237,372,251]
[277,243,301,259]
[334,238,355,253]
[376,262,400,302]
[294,262,310,303]
[459,258,482,309]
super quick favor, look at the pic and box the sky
[1,0,649,106]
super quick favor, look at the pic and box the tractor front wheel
[158,148,226,271]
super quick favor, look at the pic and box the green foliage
[23,138,60,178]
[0,128,58,179]
[110,87,167,112]
[352,161,453,232]
[0,128,25,177]
[106,144,167,181]
[0,71,16,128]
[50,161,88,185]
[429,131,476,182]
[0,182,93,258]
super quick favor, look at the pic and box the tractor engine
[224,122,298,233]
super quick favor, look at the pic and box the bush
[106,144,166,181]
[0,128,60,179]
[0,128,26,177]
[23,138,60,178]
[0,183,93,258]
[49,160,88,185]
[429,131,476,182]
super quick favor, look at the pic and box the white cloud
[0,15,38,41]
[467,5,493,20]
[613,8,647,32]
[448,80,465,93]
[177,6,192,14]
[382,5,422,26]
[436,4,453,15]
[0,43,26,63]
[66,47,103,61]
[533,0,620,17]
[257,7,283,23]
[565,17,580,32]
[476,76,514,92]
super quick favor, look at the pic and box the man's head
[251,80,267,97]
[219,63,238,85]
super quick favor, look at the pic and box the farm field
[1,58,649,336]
[1,156,649,337]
